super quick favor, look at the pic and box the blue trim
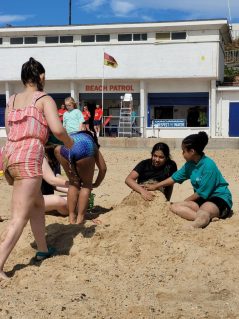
[229,102,239,137]
[147,92,209,127]
[0,95,6,127]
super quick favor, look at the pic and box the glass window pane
[96,34,110,42]
[60,36,74,43]
[0,38,2,45]
[133,34,140,41]
[24,37,38,44]
[171,32,186,40]
[10,37,23,44]
[81,35,95,42]
[118,34,132,41]
[45,36,59,43]
[142,33,147,40]
[155,32,170,40]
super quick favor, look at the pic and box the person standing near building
[0,57,73,279]
[58,104,67,122]
[82,105,91,131]
[94,104,103,137]
[63,97,84,134]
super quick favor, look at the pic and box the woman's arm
[42,96,73,149]
[42,157,69,188]
[184,193,200,202]
[125,170,154,201]
[92,150,107,188]
[144,177,175,191]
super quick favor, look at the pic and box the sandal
[35,247,56,261]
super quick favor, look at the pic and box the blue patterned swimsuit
[60,131,97,162]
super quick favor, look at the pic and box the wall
[217,88,239,137]
[0,42,220,85]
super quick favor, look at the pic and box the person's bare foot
[76,214,85,225]
[0,270,9,280]
[69,213,76,224]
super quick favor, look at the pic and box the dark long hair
[151,142,171,160]
[21,57,45,91]
[182,131,209,155]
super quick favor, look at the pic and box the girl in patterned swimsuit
[55,130,107,225]
[0,57,73,280]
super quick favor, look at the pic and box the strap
[31,91,48,107]
[7,94,17,110]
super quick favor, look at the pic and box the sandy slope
[0,148,239,319]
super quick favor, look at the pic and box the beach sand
[0,147,239,319]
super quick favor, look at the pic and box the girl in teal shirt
[145,132,232,229]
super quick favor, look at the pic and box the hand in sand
[140,188,155,201]
[144,184,159,191]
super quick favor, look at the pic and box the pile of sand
[1,148,239,318]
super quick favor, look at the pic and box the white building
[0,19,235,138]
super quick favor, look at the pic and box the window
[133,33,147,41]
[81,35,95,42]
[118,34,132,41]
[155,32,170,41]
[45,36,59,44]
[10,37,23,45]
[156,32,187,41]
[96,34,110,42]
[171,32,186,40]
[0,38,2,45]
[60,35,73,43]
[24,37,38,44]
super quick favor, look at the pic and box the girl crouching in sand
[55,131,107,224]
[125,143,177,201]
[145,132,232,229]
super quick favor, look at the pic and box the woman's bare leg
[75,157,95,224]
[189,202,219,229]
[0,177,47,279]
[43,195,68,216]
[170,201,199,221]
[54,146,80,224]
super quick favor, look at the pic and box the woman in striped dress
[0,57,73,280]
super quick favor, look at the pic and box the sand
[0,147,239,319]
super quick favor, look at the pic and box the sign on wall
[153,119,187,127]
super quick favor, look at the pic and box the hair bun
[198,131,208,146]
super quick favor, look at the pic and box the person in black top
[125,143,177,201]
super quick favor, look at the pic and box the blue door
[229,102,239,137]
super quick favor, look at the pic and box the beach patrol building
[0,19,237,138]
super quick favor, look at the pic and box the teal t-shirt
[63,109,84,134]
[171,155,232,208]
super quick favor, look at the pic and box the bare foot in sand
[69,213,77,224]
[0,270,9,280]
[76,214,85,225]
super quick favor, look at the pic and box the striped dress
[3,91,49,179]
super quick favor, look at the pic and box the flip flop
[35,247,56,261]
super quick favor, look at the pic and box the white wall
[217,88,239,137]
[147,79,210,92]
[0,42,220,83]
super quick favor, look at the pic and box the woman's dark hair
[21,57,45,91]
[151,142,171,160]
[182,131,209,155]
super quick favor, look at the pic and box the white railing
[225,50,239,64]
[102,115,145,137]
